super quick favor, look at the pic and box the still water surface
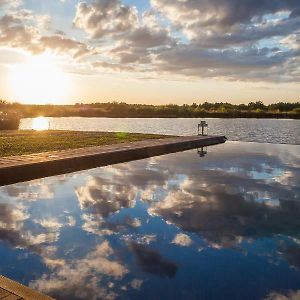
[20,117,300,145]
[0,142,299,299]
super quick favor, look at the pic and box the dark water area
[20,117,300,145]
[0,142,299,299]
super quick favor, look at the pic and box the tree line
[0,100,300,119]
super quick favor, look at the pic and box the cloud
[154,45,294,81]
[73,0,138,39]
[3,179,54,201]
[35,217,63,232]
[0,0,21,8]
[2,0,298,82]
[76,176,137,219]
[0,11,95,59]
[30,240,128,300]
[122,234,157,245]
[172,233,192,247]
[151,0,300,31]
[129,242,178,278]
[73,0,176,72]
[145,0,300,81]
[130,279,143,290]
[264,290,300,300]
[39,35,95,59]
[0,203,60,254]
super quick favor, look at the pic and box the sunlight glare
[8,52,69,104]
[32,117,50,131]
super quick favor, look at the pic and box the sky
[0,0,299,105]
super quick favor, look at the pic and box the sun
[8,52,70,104]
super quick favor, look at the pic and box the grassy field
[0,130,167,157]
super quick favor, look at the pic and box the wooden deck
[0,135,226,186]
[0,276,53,300]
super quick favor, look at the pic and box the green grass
[0,130,168,157]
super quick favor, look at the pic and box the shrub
[292,108,300,114]
[0,111,20,130]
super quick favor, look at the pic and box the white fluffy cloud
[172,233,192,247]
[30,240,128,300]
[74,0,138,38]
[0,6,95,60]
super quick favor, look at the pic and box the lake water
[20,117,300,145]
[0,141,299,300]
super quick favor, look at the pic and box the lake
[0,141,299,300]
[20,117,300,145]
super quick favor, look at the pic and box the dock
[0,135,226,186]
[0,275,53,300]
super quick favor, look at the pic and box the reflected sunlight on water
[20,117,300,144]
[31,117,50,131]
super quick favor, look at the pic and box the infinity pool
[0,142,299,300]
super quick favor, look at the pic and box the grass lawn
[0,130,168,157]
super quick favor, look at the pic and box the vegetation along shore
[1,100,300,119]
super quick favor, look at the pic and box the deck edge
[0,275,54,300]
[0,135,226,186]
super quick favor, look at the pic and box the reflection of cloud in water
[0,142,299,298]
[82,213,141,236]
[30,240,128,300]
[122,234,157,245]
[264,290,300,300]
[76,176,137,218]
[0,203,60,257]
[35,217,63,232]
[74,142,300,267]
[2,179,54,201]
[129,242,178,278]
[172,233,192,247]
[131,279,143,290]
[149,182,300,248]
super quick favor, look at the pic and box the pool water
[0,141,299,300]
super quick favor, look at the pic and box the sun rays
[8,52,70,105]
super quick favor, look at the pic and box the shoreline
[21,116,300,120]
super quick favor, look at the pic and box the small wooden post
[198,121,208,136]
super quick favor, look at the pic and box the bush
[292,108,300,114]
[0,111,20,130]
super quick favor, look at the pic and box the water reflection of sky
[0,141,299,300]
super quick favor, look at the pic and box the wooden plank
[0,276,53,300]
[0,287,11,298]
[2,295,22,300]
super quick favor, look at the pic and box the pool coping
[0,275,54,300]
[0,135,226,186]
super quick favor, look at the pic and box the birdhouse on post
[198,121,208,136]
[197,147,208,157]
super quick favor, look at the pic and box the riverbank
[0,130,166,157]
